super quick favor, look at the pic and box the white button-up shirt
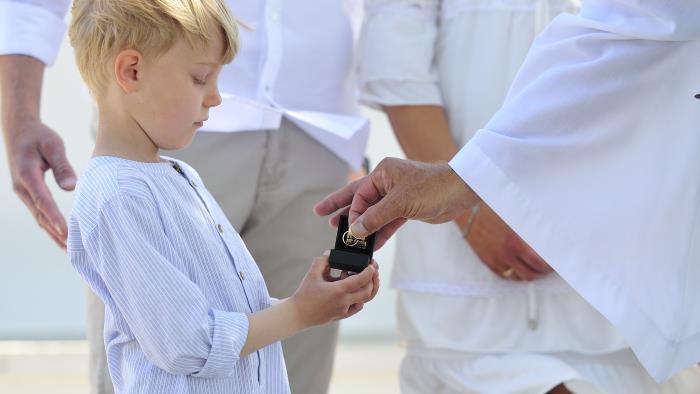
[0,0,368,169]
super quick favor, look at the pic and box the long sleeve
[449,0,700,382]
[82,194,249,378]
[0,0,71,65]
[358,0,443,108]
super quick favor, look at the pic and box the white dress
[359,0,700,392]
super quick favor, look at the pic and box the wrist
[2,113,41,138]
[283,296,311,332]
[454,201,481,237]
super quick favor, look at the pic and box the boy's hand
[290,254,379,329]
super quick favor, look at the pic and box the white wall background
[0,36,405,340]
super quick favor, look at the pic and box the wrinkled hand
[314,158,478,250]
[464,204,552,281]
[4,119,76,249]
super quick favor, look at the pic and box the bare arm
[382,105,551,280]
[0,54,76,249]
[240,256,379,357]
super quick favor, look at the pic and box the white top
[68,156,288,393]
[449,0,700,382]
[360,0,632,362]
[0,0,369,169]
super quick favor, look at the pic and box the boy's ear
[114,49,143,93]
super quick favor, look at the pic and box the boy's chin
[159,133,196,151]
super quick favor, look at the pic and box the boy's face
[129,34,225,150]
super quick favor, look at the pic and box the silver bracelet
[461,201,482,237]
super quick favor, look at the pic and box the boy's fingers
[347,281,374,304]
[345,303,365,318]
[310,254,331,276]
[337,264,375,292]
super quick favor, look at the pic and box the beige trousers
[86,120,349,394]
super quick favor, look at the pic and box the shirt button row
[217,224,224,234]
[189,179,197,188]
[239,271,246,281]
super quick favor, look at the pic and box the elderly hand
[4,118,76,249]
[314,157,478,250]
[460,204,552,281]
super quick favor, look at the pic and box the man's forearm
[0,55,45,134]
[383,105,459,162]
[383,105,476,229]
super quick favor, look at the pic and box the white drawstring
[527,282,538,330]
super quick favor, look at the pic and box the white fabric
[0,0,69,65]
[449,0,700,382]
[360,0,626,354]
[400,347,700,394]
[0,0,369,169]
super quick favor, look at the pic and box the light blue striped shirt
[67,156,290,393]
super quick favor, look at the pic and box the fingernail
[322,250,330,256]
[59,177,77,189]
[350,220,367,237]
[55,224,64,236]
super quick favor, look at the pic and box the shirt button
[189,179,197,188]
[217,224,224,234]
[239,271,246,280]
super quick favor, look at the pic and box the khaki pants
[86,120,348,394]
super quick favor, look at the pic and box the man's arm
[383,105,550,280]
[0,55,76,248]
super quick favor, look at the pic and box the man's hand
[4,118,76,248]
[1,55,76,249]
[314,158,479,250]
[464,204,552,281]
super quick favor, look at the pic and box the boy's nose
[206,89,223,108]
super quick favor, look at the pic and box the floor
[0,339,402,394]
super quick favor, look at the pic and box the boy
[66,1,379,393]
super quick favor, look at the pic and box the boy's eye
[192,76,207,85]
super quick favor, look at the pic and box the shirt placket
[260,0,283,108]
[171,162,264,385]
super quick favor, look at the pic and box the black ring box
[329,215,375,273]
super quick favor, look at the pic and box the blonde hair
[69,0,240,95]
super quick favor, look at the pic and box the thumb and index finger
[16,132,77,242]
[41,137,77,191]
[313,162,406,246]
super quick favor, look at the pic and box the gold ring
[501,268,514,278]
[342,230,366,248]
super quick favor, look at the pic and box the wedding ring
[501,268,514,278]
[342,230,366,248]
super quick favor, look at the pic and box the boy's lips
[194,118,207,127]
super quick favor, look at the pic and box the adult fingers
[313,178,362,217]
[505,235,552,274]
[507,256,544,282]
[15,185,66,248]
[41,138,77,191]
[18,158,67,239]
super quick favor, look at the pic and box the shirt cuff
[360,79,443,109]
[0,2,67,65]
[193,309,249,378]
